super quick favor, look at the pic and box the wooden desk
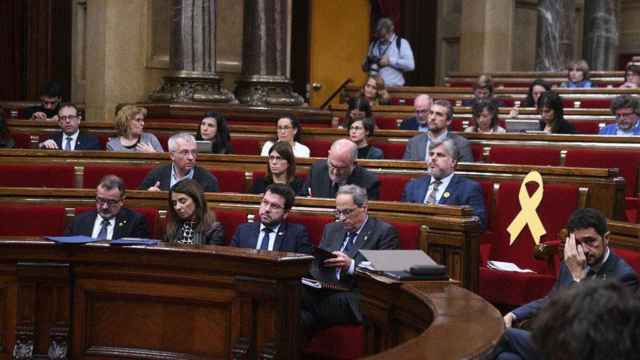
[358,273,503,359]
[0,239,312,360]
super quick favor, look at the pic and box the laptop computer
[196,140,212,153]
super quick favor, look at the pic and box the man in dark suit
[140,133,219,192]
[38,103,101,150]
[402,138,486,230]
[65,175,150,240]
[301,184,399,332]
[398,94,432,131]
[493,208,638,360]
[230,183,312,253]
[402,99,473,162]
[303,138,380,200]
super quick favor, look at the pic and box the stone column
[150,0,235,103]
[234,0,303,106]
[583,0,618,70]
[535,0,576,71]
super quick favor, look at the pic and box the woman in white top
[260,115,310,158]
[464,99,506,134]
[107,105,164,152]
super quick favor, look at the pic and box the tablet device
[196,140,212,153]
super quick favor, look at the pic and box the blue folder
[46,236,100,244]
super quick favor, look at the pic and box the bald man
[399,94,432,131]
[303,139,380,200]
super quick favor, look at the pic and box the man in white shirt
[362,18,415,87]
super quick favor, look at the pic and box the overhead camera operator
[362,18,415,87]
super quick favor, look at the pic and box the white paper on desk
[487,261,535,273]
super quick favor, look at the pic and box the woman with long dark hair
[195,111,233,154]
[537,91,576,134]
[260,115,310,158]
[251,141,304,195]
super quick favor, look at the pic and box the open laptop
[196,140,212,153]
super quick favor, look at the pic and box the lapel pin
[443,192,450,199]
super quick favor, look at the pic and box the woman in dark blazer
[537,91,576,134]
[250,141,304,195]
[348,117,384,159]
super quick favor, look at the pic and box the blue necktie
[96,219,109,240]
[259,227,273,250]
[64,136,73,151]
[342,232,357,253]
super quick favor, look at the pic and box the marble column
[150,0,235,103]
[583,0,618,70]
[535,0,576,71]
[235,0,303,106]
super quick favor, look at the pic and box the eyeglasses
[349,125,365,131]
[59,115,78,121]
[335,207,358,218]
[175,149,197,157]
[416,109,429,115]
[96,197,121,206]
[268,155,286,162]
[616,112,636,119]
[261,199,284,211]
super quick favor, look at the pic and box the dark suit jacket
[399,116,422,131]
[402,132,474,162]
[303,160,380,200]
[512,251,638,320]
[538,118,577,134]
[64,208,150,239]
[401,174,487,230]
[230,221,313,254]
[139,164,219,192]
[49,131,102,150]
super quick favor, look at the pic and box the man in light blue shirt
[599,95,640,136]
[362,18,415,87]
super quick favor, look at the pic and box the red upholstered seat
[450,118,463,131]
[94,133,109,148]
[212,170,247,193]
[215,209,250,245]
[372,142,405,160]
[305,325,364,360]
[488,145,562,166]
[305,139,333,158]
[375,117,401,129]
[378,174,411,202]
[83,164,154,189]
[568,120,601,134]
[156,133,171,150]
[13,133,33,148]
[387,220,421,250]
[0,163,76,187]
[0,204,67,236]
[230,138,260,155]
[389,97,414,106]
[612,247,640,274]
[564,148,640,197]
[471,143,485,162]
[286,213,334,246]
[479,182,583,306]
[625,197,640,223]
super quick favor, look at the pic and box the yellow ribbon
[506,171,546,245]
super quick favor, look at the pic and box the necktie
[96,218,110,240]
[342,232,357,253]
[259,227,273,250]
[64,136,73,151]
[332,182,340,196]
[425,180,442,204]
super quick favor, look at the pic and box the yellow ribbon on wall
[506,171,546,245]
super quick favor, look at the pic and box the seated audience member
[599,95,640,135]
[399,94,432,131]
[560,59,593,88]
[301,184,399,333]
[465,100,506,134]
[510,79,551,118]
[250,141,304,195]
[359,75,390,105]
[493,208,638,360]
[107,105,163,152]
[260,115,310,158]
[537,91,576,134]
[303,139,380,200]
[195,111,233,154]
[24,80,62,120]
[349,117,384,159]
[0,113,15,148]
[462,74,502,107]
[362,17,414,87]
[165,179,223,245]
[38,103,101,150]
[402,139,486,230]
[140,132,219,192]
[231,183,312,253]
[338,96,373,129]
[403,99,474,162]
[65,175,150,239]
[531,281,640,360]
[620,64,640,89]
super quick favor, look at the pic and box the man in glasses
[599,95,640,135]
[301,184,399,333]
[38,103,101,150]
[303,138,380,199]
[65,175,150,240]
[399,94,432,131]
[230,183,312,253]
[140,132,219,192]
[24,80,63,121]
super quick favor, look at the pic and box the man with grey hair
[402,138,486,230]
[599,95,640,135]
[399,94,432,131]
[65,174,150,239]
[140,132,219,192]
[362,17,414,87]
[303,138,380,199]
[301,184,399,333]
[402,99,474,162]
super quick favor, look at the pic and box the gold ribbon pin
[506,171,546,245]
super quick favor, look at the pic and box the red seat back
[286,213,334,246]
[378,174,412,202]
[212,169,247,193]
[83,164,154,189]
[568,120,601,134]
[372,142,405,160]
[0,163,75,187]
[305,139,332,158]
[230,138,260,155]
[375,117,400,129]
[215,209,250,245]
[0,204,66,236]
[387,220,421,249]
[564,148,640,197]
[13,133,33,148]
[488,146,561,166]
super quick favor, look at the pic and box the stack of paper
[487,261,535,273]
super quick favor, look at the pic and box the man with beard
[599,95,640,135]
[230,183,312,253]
[402,138,486,230]
[303,138,380,200]
[399,94,432,132]
[492,208,638,360]
[65,175,150,240]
